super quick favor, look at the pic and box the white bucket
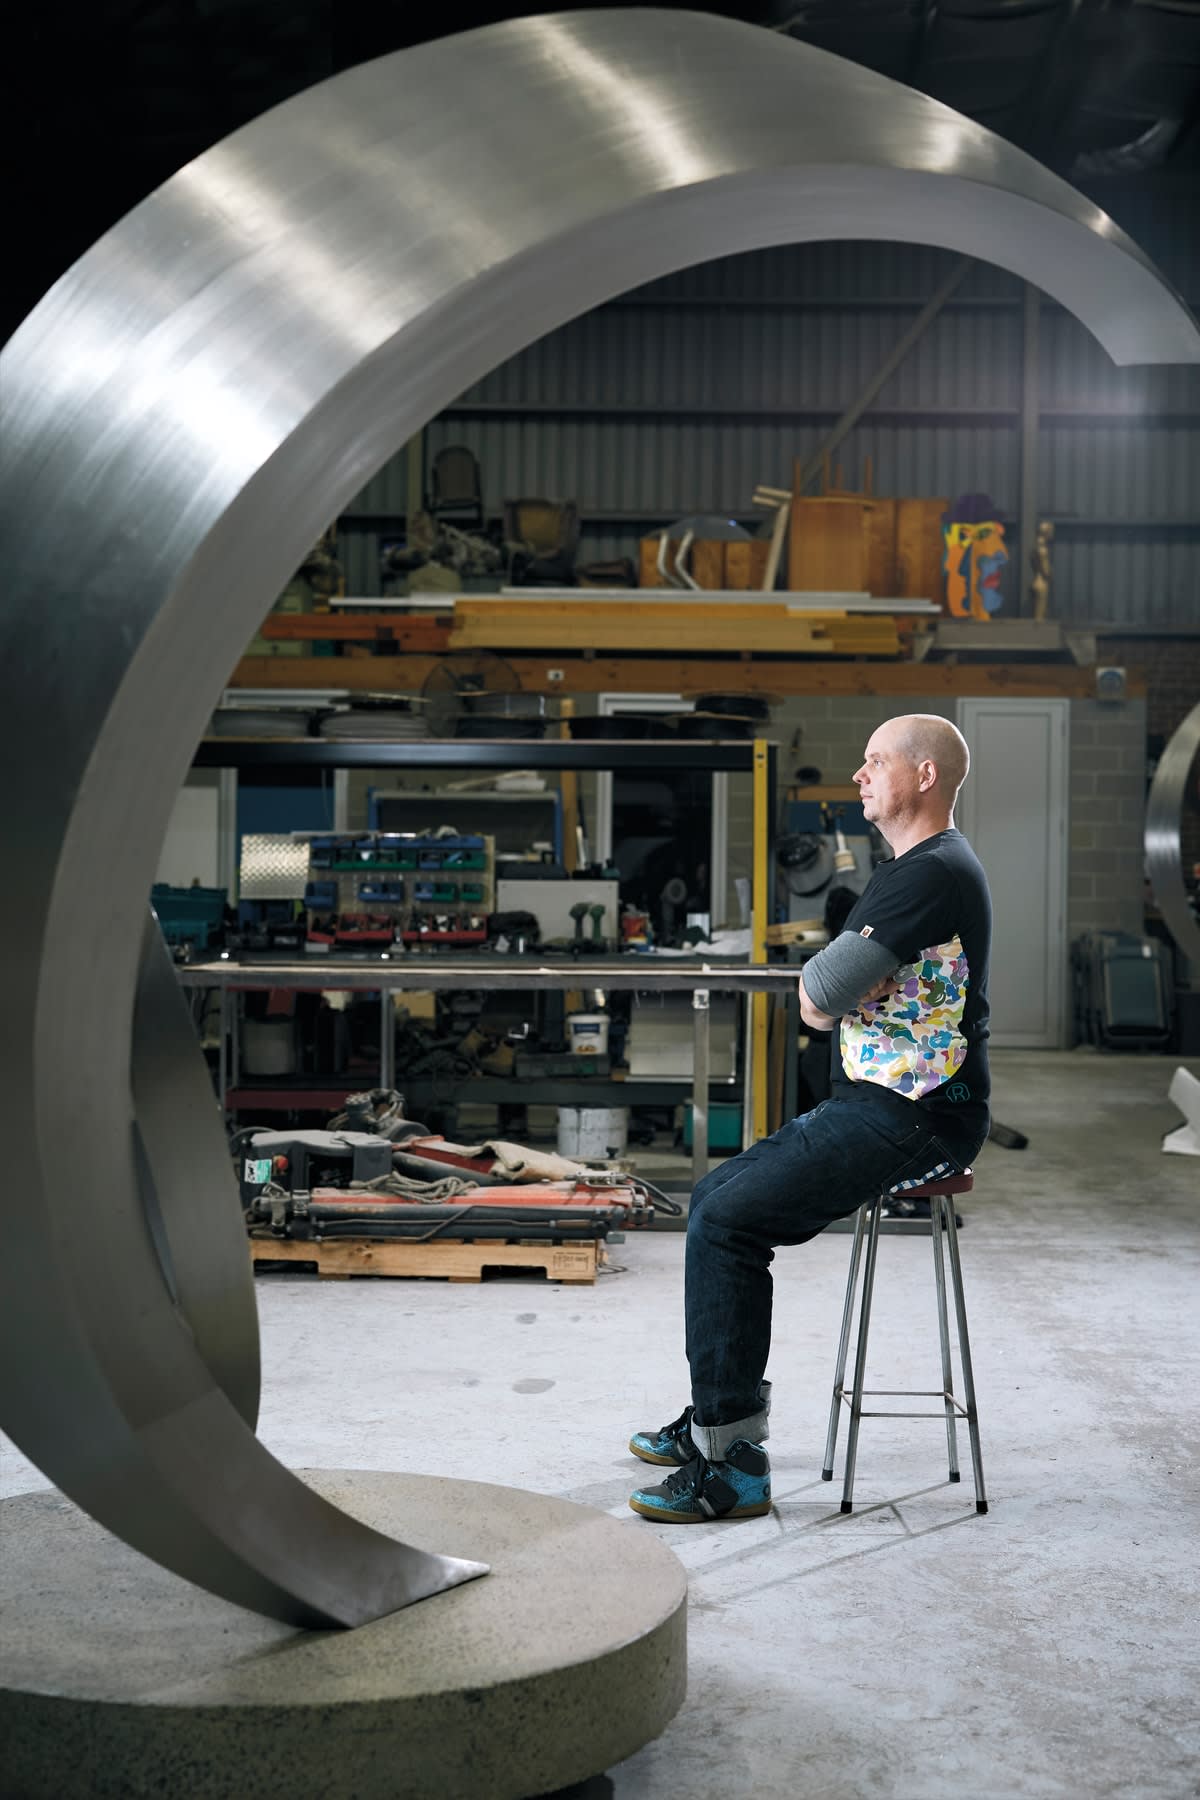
[566,1010,610,1056]
[241,1018,297,1076]
[557,1106,628,1162]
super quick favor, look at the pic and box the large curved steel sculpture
[2,10,1198,1627]
[1146,703,1200,969]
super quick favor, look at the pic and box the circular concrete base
[0,1470,687,1799]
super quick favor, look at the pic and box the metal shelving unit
[186,736,783,1176]
[192,738,774,772]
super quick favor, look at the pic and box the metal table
[178,956,804,1189]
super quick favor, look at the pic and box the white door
[956,698,1070,1048]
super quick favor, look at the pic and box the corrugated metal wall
[338,177,1199,621]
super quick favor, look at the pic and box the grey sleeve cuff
[802,929,901,1018]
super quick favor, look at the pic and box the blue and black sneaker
[629,1441,771,1522]
[630,1382,770,1466]
[628,1405,696,1467]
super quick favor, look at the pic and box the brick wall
[1067,698,1147,938]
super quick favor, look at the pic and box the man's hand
[859,973,903,1010]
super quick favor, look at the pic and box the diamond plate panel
[239,834,311,900]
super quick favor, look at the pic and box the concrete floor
[4,1049,1199,1800]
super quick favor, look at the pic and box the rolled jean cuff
[690,1406,770,1461]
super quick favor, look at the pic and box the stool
[821,1170,987,1515]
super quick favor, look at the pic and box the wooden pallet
[250,1235,605,1284]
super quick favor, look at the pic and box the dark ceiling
[8,1,1200,344]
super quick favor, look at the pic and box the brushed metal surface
[1,10,1197,1625]
[1145,702,1200,969]
[133,914,261,1431]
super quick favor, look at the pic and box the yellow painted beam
[751,740,770,1146]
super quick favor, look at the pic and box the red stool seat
[896,1168,974,1199]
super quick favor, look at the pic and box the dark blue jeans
[685,1095,965,1429]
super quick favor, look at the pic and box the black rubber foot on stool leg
[976,1501,989,1514]
[948,1471,961,1482]
[839,1500,853,1514]
[821,1469,833,1481]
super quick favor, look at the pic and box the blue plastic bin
[151,884,227,949]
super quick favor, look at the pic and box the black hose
[389,1149,486,1184]
[306,1201,616,1226]
[305,1216,615,1245]
[638,1178,684,1217]
[307,1213,613,1245]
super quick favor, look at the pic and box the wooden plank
[764,919,826,946]
[250,1235,603,1284]
[449,601,845,655]
[787,785,862,801]
[259,614,452,647]
[793,616,899,656]
[228,654,1145,699]
[450,599,895,656]
[761,504,789,593]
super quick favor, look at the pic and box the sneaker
[629,1442,771,1522]
[628,1404,695,1467]
[629,1382,771,1466]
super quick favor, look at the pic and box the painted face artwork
[942,498,1009,620]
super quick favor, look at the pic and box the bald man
[629,714,991,1523]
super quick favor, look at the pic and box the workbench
[188,734,784,1180]
[177,956,804,1189]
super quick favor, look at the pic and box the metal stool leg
[822,1203,867,1481]
[930,1194,961,1483]
[943,1198,988,1514]
[840,1197,884,1515]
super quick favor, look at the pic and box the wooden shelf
[788,785,862,801]
[230,655,1143,700]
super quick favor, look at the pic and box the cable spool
[777,833,835,897]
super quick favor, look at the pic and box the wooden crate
[250,1235,605,1284]
[787,497,869,593]
[689,538,726,591]
[724,540,771,590]
[863,498,898,599]
[638,536,769,590]
[895,497,948,604]
[787,472,948,603]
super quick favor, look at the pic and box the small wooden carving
[1030,519,1055,622]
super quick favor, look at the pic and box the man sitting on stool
[629,714,992,1522]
